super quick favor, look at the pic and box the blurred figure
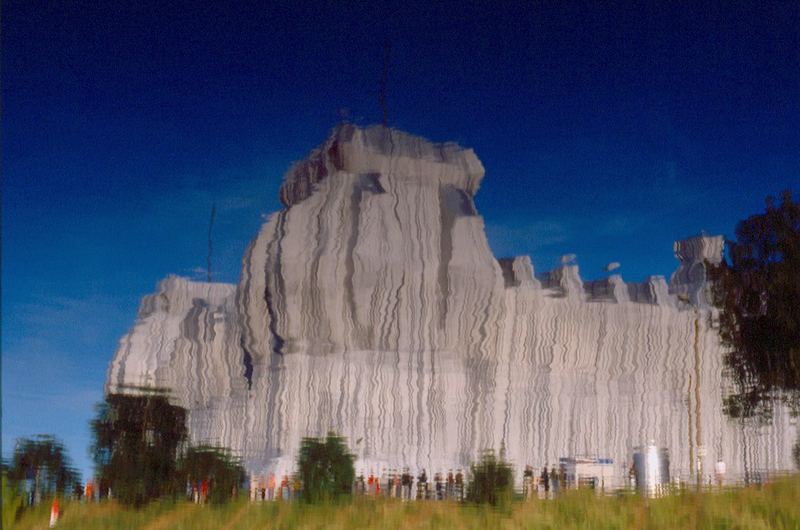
[715,459,727,487]
[417,469,428,500]
[523,465,534,500]
[446,470,454,499]
[49,496,60,528]
[267,473,276,500]
[541,466,550,496]
[200,479,209,504]
[280,474,290,500]
[628,461,636,489]
[455,469,464,501]
[293,475,302,500]
[356,472,366,495]
[434,472,443,500]
[25,470,34,506]
[401,468,412,500]
[72,482,83,502]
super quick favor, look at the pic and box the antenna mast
[207,204,216,283]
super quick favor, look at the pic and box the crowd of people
[353,468,467,501]
[246,465,573,503]
[249,472,300,501]
[67,460,732,506]
[522,465,568,499]
[247,468,470,502]
[34,457,737,511]
[57,467,557,506]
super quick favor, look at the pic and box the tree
[91,390,188,506]
[6,435,81,503]
[708,190,800,419]
[3,472,26,528]
[177,445,245,504]
[465,449,514,507]
[296,433,355,503]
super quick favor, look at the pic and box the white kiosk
[558,456,616,491]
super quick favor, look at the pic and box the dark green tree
[91,390,188,507]
[708,190,800,420]
[7,435,81,503]
[3,472,27,528]
[465,449,514,507]
[296,433,355,503]
[177,445,245,504]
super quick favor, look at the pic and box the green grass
[10,476,800,530]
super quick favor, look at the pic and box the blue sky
[3,1,798,479]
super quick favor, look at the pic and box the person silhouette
[541,466,550,493]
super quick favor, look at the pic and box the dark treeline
[708,190,800,423]
[90,388,245,507]
[3,434,82,525]
[708,189,800,469]
[3,395,517,522]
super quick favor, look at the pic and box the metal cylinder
[633,445,670,497]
